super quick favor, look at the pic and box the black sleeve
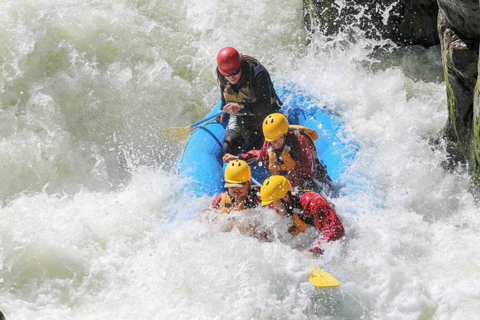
[245,65,278,115]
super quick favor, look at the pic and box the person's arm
[223,141,269,162]
[208,193,223,210]
[315,203,344,242]
[291,134,317,186]
[223,149,261,163]
[300,193,345,253]
[240,149,262,160]
[243,141,270,163]
[243,65,277,115]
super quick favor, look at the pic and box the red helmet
[217,47,241,75]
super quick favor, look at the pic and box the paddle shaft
[190,110,262,129]
[190,110,225,129]
[251,177,262,186]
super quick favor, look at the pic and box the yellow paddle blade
[308,267,340,287]
[161,125,191,142]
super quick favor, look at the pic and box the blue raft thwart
[175,81,360,198]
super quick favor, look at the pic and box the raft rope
[176,116,223,171]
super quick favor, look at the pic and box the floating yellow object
[161,110,226,142]
[161,125,191,142]
[308,267,340,287]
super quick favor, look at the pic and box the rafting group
[203,47,345,256]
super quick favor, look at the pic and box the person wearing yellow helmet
[216,47,282,156]
[224,113,332,193]
[207,160,263,235]
[260,175,344,255]
[209,159,261,214]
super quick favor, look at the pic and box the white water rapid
[1,0,479,319]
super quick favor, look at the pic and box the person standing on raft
[216,47,282,155]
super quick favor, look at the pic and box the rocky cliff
[303,0,439,46]
[437,0,480,186]
[304,0,480,188]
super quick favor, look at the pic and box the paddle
[252,177,262,186]
[308,267,340,287]
[161,110,226,142]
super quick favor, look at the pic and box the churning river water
[1,0,479,319]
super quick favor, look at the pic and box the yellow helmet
[263,113,289,141]
[224,160,251,187]
[260,175,292,205]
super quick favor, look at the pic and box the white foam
[1,0,478,319]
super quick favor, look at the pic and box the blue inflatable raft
[175,81,360,198]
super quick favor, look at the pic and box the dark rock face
[303,0,439,47]
[437,0,480,40]
[436,0,479,182]
[304,0,480,186]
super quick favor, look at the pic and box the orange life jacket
[287,191,316,235]
[216,186,260,214]
[267,126,318,179]
[217,192,248,214]
[268,145,296,179]
[289,212,314,235]
[216,189,260,233]
[288,125,318,141]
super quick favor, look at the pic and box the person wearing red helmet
[216,47,282,155]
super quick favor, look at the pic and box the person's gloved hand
[308,246,324,255]
[222,154,239,162]
[308,237,325,256]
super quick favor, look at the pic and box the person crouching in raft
[223,113,332,193]
[260,175,344,255]
[207,160,262,234]
[216,47,282,155]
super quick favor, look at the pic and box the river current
[1,0,479,319]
